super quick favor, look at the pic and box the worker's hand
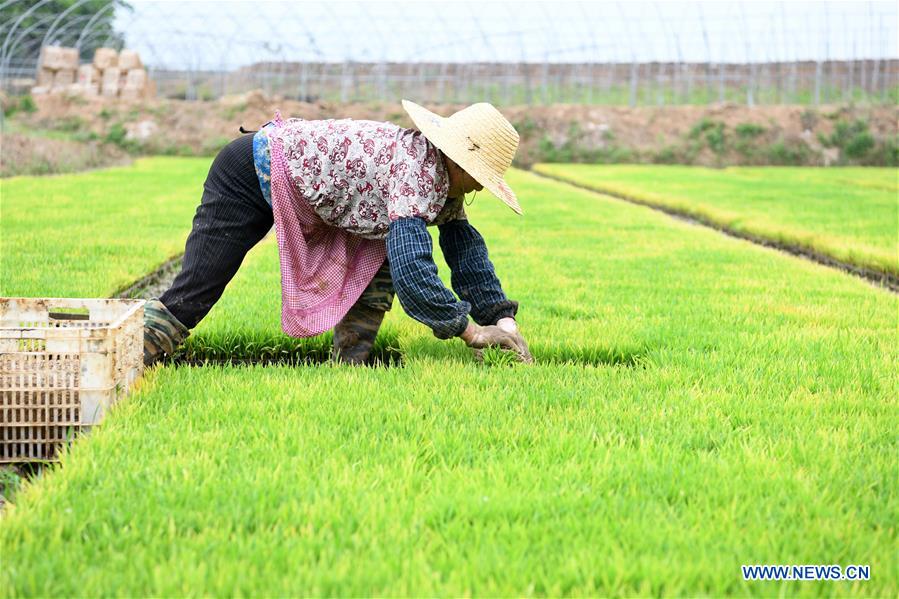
[496,317,534,364]
[461,319,534,364]
[459,322,519,350]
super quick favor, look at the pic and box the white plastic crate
[0,298,145,462]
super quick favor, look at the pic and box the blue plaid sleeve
[387,218,471,339]
[438,220,518,326]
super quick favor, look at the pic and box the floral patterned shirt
[255,118,466,238]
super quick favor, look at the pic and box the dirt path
[113,254,184,300]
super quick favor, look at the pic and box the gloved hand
[461,318,534,364]
[496,317,534,364]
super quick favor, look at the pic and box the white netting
[2,1,897,105]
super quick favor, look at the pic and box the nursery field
[531,164,899,278]
[0,157,211,297]
[1,164,897,596]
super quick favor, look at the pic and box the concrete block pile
[32,46,155,100]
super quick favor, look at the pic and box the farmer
[143,99,532,366]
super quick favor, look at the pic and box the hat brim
[402,99,521,215]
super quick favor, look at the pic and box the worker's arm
[437,219,518,326]
[386,217,471,339]
[437,218,532,362]
[386,217,525,357]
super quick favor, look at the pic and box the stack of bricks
[31,46,79,94]
[32,46,155,100]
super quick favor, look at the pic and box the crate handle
[48,307,90,321]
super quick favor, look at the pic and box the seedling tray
[0,298,144,462]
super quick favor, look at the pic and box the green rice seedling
[532,164,899,277]
[1,157,210,297]
[474,346,525,367]
[0,467,23,504]
[0,167,896,596]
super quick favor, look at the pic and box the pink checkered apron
[268,113,387,337]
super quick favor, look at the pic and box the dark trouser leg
[333,259,395,364]
[160,134,273,329]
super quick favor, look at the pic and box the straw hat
[402,99,522,215]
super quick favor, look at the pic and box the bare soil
[0,131,130,177]
[4,91,897,176]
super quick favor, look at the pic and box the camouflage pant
[144,298,190,367]
[332,259,395,365]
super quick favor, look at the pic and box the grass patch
[172,329,404,368]
[532,164,899,278]
[0,167,895,595]
[0,157,210,297]
[817,119,894,165]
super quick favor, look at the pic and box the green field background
[1,157,211,297]
[531,164,899,277]
[1,163,897,596]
